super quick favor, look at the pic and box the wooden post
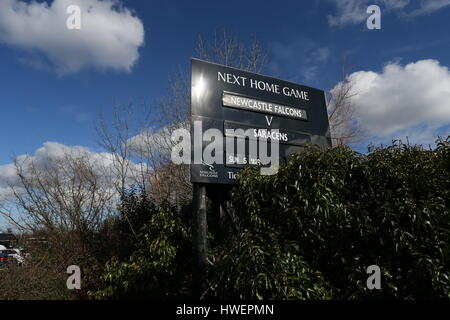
[192,183,207,298]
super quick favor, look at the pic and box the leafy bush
[92,199,193,299]
[0,245,78,300]
[210,232,332,299]
[231,137,450,299]
[95,137,449,300]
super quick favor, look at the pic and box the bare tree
[0,149,117,289]
[326,66,361,146]
[96,30,361,209]
[196,29,269,74]
[155,30,269,195]
[96,104,134,198]
[0,150,115,238]
[97,30,269,206]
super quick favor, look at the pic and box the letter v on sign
[265,115,273,126]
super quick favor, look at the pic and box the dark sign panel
[191,58,331,184]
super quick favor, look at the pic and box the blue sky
[0,0,449,179]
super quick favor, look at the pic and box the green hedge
[229,137,450,299]
[94,137,449,300]
[92,197,193,300]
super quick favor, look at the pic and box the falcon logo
[200,161,218,178]
[202,161,215,172]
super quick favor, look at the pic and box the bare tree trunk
[327,65,361,146]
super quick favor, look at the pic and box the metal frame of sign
[190,58,331,185]
[190,58,332,297]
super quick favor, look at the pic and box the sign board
[190,58,331,184]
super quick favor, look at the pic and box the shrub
[0,246,78,300]
[95,137,449,300]
[210,231,332,299]
[92,201,192,299]
[231,137,450,299]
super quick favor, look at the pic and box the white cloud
[0,141,152,229]
[127,121,189,162]
[405,0,450,17]
[0,141,145,202]
[0,0,145,74]
[0,163,17,202]
[337,59,450,145]
[328,0,373,27]
[328,0,450,26]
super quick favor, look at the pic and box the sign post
[192,183,207,298]
[189,58,331,298]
